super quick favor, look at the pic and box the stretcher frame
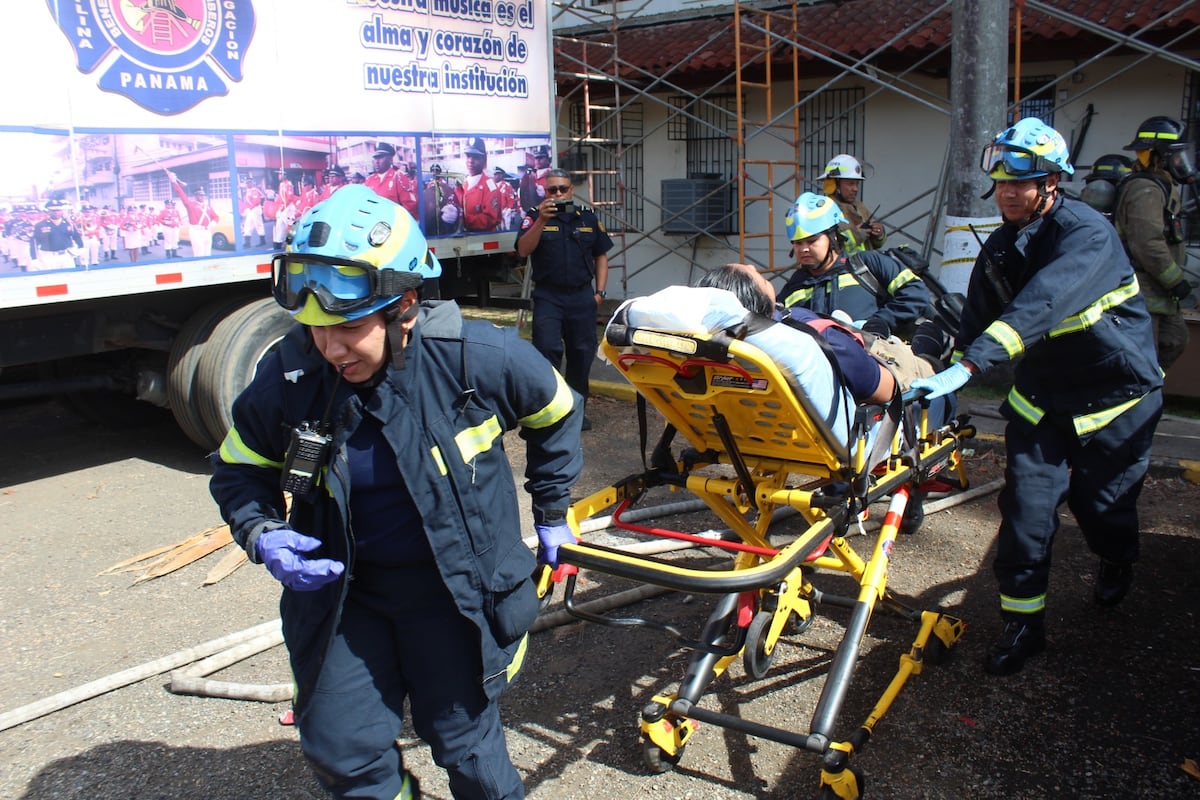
[547,319,974,800]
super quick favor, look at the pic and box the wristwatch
[595,289,606,299]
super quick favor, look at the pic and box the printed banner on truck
[0,0,554,280]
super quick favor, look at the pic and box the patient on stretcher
[612,264,953,446]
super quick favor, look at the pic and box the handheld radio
[281,365,346,495]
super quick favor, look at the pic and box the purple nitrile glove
[256,528,345,591]
[535,523,576,568]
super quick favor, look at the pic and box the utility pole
[948,0,1009,217]
[939,0,1009,294]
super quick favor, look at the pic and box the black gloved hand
[1169,279,1194,302]
[861,317,891,338]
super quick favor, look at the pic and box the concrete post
[948,0,1009,217]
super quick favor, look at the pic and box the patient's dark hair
[696,265,773,317]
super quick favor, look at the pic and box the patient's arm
[867,364,896,405]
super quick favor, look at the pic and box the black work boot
[1094,559,1133,607]
[983,615,1045,676]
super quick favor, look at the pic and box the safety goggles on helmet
[980,143,1063,180]
[271,252,424,316]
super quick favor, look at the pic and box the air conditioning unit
[661,178,737,234]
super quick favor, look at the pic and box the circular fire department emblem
[48,0,255,115]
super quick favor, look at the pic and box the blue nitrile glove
[909,362,972,399]
[256,528,345,591]
[535,523,576,568]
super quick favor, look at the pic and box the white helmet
[819,154,868,181]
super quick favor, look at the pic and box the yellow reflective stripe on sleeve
[1160,262,1185,287]
[217,427,283,469]
[1007,386,1044,426]
[1073,395,1142,438]
[782,287,815,307]
[984,320,1024,358]
[1000,593,1046,614]
[506,633,529,682]
[430,445,447,476]
[887,268,918,294]
[518,370,575,429]
[1047,279,1141,338]
[455,416,503,463]
[950,348,965,364]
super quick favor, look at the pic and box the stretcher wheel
[792,609,815,634]
[743,610,776,680]
[818,766,864,800]
[925,632,954,665]
[642,741,684,774]
[900,491,926,535]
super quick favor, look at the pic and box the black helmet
[1084,153,1133,184]
[1122,116,1185,155]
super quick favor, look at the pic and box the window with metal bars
[1007,75,1057,130]
[566,100,644,232]
[667,94,737,180]
[1183,71,1199,245]
[798,88,866,191]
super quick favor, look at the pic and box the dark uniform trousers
[297,566,524,800]
[531,284,598,400]
[994,388,1162,608]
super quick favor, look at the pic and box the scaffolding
[550,0,1200,294]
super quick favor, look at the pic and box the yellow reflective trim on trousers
[984,320,1024,358]
[783,286,815,307]
[217,427,283,469]
[506,633,529,682]
[1007,386,1045,426]
[887,268,918,295]
[1073,395,1142,438]
[456,415,503,463]
[1047,279,1140,338]
[1000,593,1046,614]
[391,771,417,800]
[518,370,575,429]
[431,445,447,476]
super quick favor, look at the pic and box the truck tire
[167,296,260,450]
[194,297,294,447]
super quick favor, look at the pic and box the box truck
[1,0,554,448]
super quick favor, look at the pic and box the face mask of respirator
[1165,145,1198,184]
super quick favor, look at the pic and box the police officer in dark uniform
[32,199,83,270]
[515,168,613,430]
[912,118,1163,676]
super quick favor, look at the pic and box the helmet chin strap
[385,298,422,369]
[1028,179,1055,221]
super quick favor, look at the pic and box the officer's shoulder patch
[520,216,534,230]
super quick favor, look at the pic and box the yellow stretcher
[544,313,975,800]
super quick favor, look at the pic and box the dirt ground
[0,391,1198,800]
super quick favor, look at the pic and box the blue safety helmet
[272,185,441,326]
[981,118,1074,180]
[785,192,848,242]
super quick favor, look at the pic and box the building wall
[580,53,1197,299]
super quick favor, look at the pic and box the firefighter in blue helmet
[209,184,583,799]
[911,118,1163,676]
[779,191,931,341]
